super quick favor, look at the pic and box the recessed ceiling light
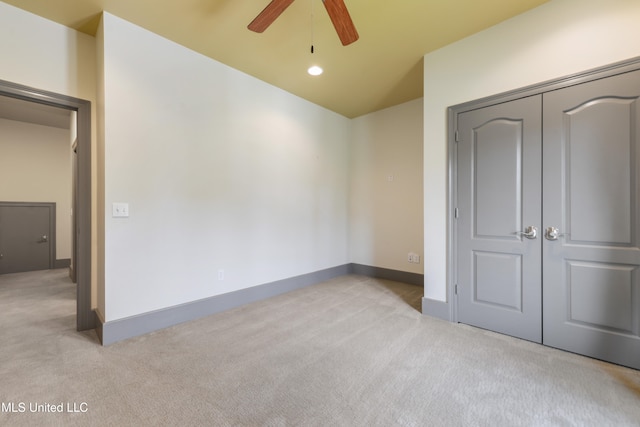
[307,65,323,76]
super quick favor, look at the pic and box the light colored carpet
[1,269,639,426]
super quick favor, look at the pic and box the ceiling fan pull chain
[310,0,315,53]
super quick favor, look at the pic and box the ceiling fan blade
[248,0,296,33]
[322,0,359,46]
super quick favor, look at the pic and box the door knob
[517,226,538,239]
[40,235,48,243]
[545,227,567,241]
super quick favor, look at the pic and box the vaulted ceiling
[3,0,549,118]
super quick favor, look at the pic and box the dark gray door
[456,95,542,343]
[0,203,54,274]
[542,70,640,369]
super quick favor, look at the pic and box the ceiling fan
[248,0,359,46]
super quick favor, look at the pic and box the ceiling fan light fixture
[248,0,359,46]
[308,65,323,76]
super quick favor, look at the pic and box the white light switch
[112,203,129,218]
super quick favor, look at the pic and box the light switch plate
[112,202,129,218]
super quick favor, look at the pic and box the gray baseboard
[99,264,351,346]
[54,258,71,269]
[422,297,451,321]
[99,263,427,346]
[349,263,423,286]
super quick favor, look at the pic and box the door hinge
[455,284,458,295]
[454,208,459,219]
[455,130,460,142]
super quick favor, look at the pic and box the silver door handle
[516,226,538,239]
[40,235,48,243]
[545,227,567,241]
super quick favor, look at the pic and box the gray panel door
[0,204,53,274]
[542,70,640,369]
[457,95,542,343]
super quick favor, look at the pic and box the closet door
[456,95,542,343]
[543,70,640,370]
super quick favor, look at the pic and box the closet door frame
[447,56,640,323]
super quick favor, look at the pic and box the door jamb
[447,55,640,324]
[0,79,95,331]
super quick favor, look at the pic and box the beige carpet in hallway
[1,269,639,426]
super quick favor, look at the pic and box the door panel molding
[473,251,523,311]
[473,118,524,240]
[565,96,637,246]
[566,260,636,333]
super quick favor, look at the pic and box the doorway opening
[0,79,94,331]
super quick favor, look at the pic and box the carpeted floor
[1,269,639,426]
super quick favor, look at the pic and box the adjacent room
[1,0,639,425]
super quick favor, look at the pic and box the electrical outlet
[407,252,421,263]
